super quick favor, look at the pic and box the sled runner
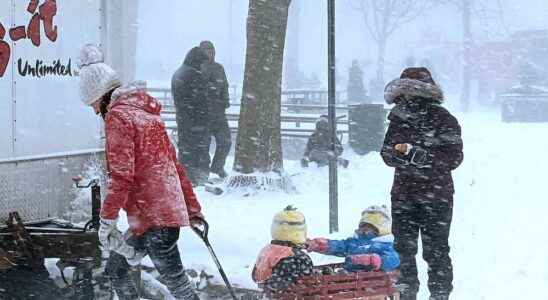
[267,263,400,300]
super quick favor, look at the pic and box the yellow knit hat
[360,205,391,236]
[271,206,307,245]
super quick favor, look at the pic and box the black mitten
[409,146,432,168]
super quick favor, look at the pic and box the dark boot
[429,293,450,300]
[400,291,417,300]
[338,158,349,168]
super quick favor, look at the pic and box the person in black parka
[381,67,463,300]
[199,41,232,178]
[172,47,211,186]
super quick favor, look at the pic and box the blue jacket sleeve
[371,243,400,271]
[325,238,354,257]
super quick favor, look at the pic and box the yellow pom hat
[271,206,307,245]
[360,205,392,236]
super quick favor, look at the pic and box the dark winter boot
[429,293,450,300]
[338,158,349,168]
[300,158,309,168]
[398,284,418,300]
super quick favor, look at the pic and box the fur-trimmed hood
[384,78,444,105]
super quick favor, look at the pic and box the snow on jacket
[381,78,463,197]
[253,241,314,292]
[323,233,400,272]
[101,81,202,236]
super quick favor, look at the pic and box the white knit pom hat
[78,44,121,106]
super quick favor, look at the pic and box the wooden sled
[267,264,400,300]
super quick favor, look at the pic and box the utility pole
[328,0,338,233]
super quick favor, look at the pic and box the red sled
[267,264,400,300]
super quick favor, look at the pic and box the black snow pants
[178,123,210,186]
[105,228,197,300]
[309,149,348,167]
[391,194,453,299]
[208,117,231,174]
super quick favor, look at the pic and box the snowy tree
[350,0,431,99]
[233,0,292,174]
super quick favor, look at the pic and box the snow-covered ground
[117,109,547,299]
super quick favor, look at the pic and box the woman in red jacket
[78,44,203,300]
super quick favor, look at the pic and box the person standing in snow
[347,59,369,104]
[172,47,211,186]
[301,115,349,168]
[78,44,204,300]
[307,205,400,273]
[199,41,232,179]
[381,67,463,300]
[252,206,314,293]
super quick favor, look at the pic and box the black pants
[105,228,197,300]
[309,149,348,167]
[209,117,231,174]
[391,194,454,298]
[178,124,210,185]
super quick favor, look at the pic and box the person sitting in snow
[301,115,349,168]
[307,205,400,273]
[252,206,314,293]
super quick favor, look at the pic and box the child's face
[355,223,379,236]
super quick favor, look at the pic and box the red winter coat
[100,82,202,236]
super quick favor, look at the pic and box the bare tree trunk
[461,0,472,112]
[233,0,291,174]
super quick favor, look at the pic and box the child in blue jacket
[307,205,400,272]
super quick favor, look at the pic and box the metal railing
[150,87,350,140]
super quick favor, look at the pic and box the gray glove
[108,230,145,266]
[98,218,118,251]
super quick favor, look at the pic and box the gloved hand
[409,146,432,168]
[301,157,309,168]
[108,230,145,266]
[395,144,432,168]
[306,238,329,253]
[190,213,205,226]
[350,254,382,270]
[98,218,118,251]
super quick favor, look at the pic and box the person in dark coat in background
[347,59,369,104]
[199,41,231,178]
[172,47,211,186]
[301,115,349,168]
[381,67,463,300]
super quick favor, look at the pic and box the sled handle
[190,217,209,242]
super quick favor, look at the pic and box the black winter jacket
[381,79,463,198]
[202,61,230,120]
[171,47,210,129]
